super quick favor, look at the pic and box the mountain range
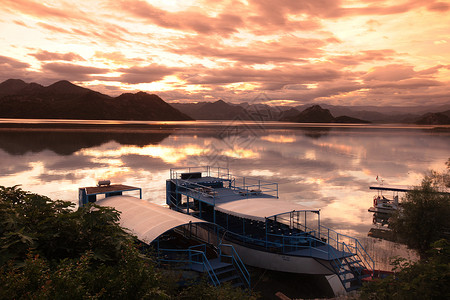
[0,79,191,121]
[175,99,450,124]
[1,79,449,124]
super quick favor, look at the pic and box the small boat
[166,166,375,292]
[368,185,405,216]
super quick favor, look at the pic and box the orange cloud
[31,50,85,62]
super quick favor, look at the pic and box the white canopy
[215,197,318,222]
[96,195,208,244]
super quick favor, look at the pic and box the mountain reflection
[0,123,448,243]
[0,129,173,155]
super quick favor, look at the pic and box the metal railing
[171,178,278,207]
[319,225,375,274]
[170,166,231,180]
[218,243,251,288]
[169,166,279,199]
[157,246,220,286]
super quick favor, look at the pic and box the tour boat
[166,166,375,292]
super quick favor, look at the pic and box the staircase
[159,243,250,289]
[207,258,246,288]
[331,254,372,292]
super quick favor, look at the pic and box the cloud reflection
[0,124,448,240]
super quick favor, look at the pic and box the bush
[360,239,450,300]
[0,186,256,299]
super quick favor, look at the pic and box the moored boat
[166,166,375,292]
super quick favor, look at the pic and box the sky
[1,0,450,107]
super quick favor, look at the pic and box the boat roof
[96,195,209,244]
[215,198,318,222]
[369,184,413,192]
[370,184,450,194]
[82,184,141,195]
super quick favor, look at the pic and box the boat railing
[170,166,232,181]
[171,177,278,206]
[231,175,279,198]
[319,225,375,273]
[170,166,279,198]
[157,246,220,286]
[218,243,251,289]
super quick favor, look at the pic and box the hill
[0,79,191,121]
[172,100,251,120]
[415,110,450,125]
[279,105,370,123]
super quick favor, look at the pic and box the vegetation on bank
[361,159,450,299]
[0,185,256,300]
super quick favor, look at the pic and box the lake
[1,119,449,269]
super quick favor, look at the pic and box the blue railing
[170,166,231,180]
[217,224,374,275]
[171,178,278,207]
[157,247,220,286]
[319,225,375,274]
[218,243,251,288]
[170,166,279,200]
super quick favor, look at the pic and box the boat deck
[180,185,276,206]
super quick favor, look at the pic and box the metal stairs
[331,254,372,292]
[208,258,245,288]
[180,244,249,289]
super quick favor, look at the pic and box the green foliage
[176,278,258,300]
[0,245,169,300]
[360,239,450,300]
[389,165,450,259]
[0,185,132,265]
[0,186,256,299]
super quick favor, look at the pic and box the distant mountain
[296,103,450,123]
[281,105,371,123]
[0,79,29,97]
[172,100,251,120]
[278,108,301,121]
[415,110,450,125]
[237,102,285,121]
[334,115,371,124]
[0,79,191,121]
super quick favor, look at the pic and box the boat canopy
[96,196,209,244]
[215,197,318,222]
[370,184,450,194]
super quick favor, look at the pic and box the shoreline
[0,118,449,131]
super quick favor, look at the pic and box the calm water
[1,120,448,268]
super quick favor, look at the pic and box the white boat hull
[189,224,334,275]
[230,241,334,275]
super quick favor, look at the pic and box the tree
[389,161,450,259]
[0,185,132,264]
[0,186,256,299]
[360,239,450,300]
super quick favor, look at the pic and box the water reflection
[0,129,172,155]
[0,123,448,268]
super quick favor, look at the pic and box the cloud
[116,64,181,84]
[41,62,109,81]
[36,22,73,34]
[30,50,85,61]
[3,0,87,21]
[427,2,450,12]
[182,64,342,86]
[168,35,330,65]
[111,0,243,36]
[0,55,30,69]
[0,56,33,82]
[363,64,416,81]
[94,51,144,65]
[331,49,398,65]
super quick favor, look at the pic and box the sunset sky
[1,0,450,107]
